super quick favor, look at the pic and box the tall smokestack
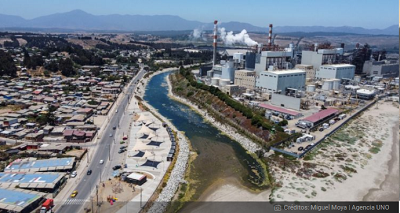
[213,20,218,67]
[268,24,273,49]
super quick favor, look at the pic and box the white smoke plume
[191,27,207,41]
[218,27,258,46]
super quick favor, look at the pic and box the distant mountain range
[0,9,397,35]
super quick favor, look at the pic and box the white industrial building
[254,49,294,75]
[316,64,355,80]
[301,48,344,70]
[362,60,399,78]
[211,60,235,82]
[255,69,306,93]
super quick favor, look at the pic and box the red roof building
[302,108,339,125]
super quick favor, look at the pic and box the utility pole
[140,187,142,208]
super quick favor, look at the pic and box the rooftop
[321,64,355,68]
[263,69,306,75]
[0,172,65,189]
[302,108,339,123]
[4,157,75,172]
[258,103,302,116]
[0,187,45,212]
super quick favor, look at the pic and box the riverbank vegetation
[172,67,290,149]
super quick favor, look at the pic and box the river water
[144,72,265,210]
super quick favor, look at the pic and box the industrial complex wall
[270,94,301,111]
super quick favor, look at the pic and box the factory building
[245,52,256,70]
[295,64,315,80]
[301,48,344,70]
[221,85,240,96]
[0,187,46,213]
[211,60,235,82]
[234,70,256,90]
[254,50,294,75]
[356,89,376,100]
[255,69,306,93]
[316,64,355,80]
[362,60,399,78]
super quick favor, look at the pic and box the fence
[271,99,377,158]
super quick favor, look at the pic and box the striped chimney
[213,20,218,67]
[268,24,273,48]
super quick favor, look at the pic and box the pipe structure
[213,20,218,67]
[268,24,273,49]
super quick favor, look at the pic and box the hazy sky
[0,0,398,28]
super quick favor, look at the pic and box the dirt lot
[84,178,138,213]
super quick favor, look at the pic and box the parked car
[120,146,127,150]
[87,169,92,175]
[99,160,104,164]
[70,171,77,178]
[112,165,122,170]
[70,190,78,198]
[319,128,324,132]
[118,149,125,154]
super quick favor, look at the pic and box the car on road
[70,171,77,178]
[319,128,324,132]
[112,165,122,170]
[99,160,104,164]
[70,190,78,198]
[113,126,116,130]
[87,169,92,175]
[109,133,113,137]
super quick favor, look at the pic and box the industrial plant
[191,20,399,157]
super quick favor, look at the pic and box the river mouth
[144,72,268,211]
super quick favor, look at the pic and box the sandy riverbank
[269,101,399,202]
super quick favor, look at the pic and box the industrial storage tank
[211,77,220,86]
[306,85,316,92]
[332,79,341,90]
[354,75,361,83]
[219,79,230,87]
[322,80,333,90]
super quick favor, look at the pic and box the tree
[45,60,59,72]
[59,58,75,77]
[0,50,17,77]
[278,120,288,126]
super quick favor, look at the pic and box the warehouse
[259,103,303,119]
[0,187,46,213]
[300,108,339,127]
[4,157,75,172]
[0,172,66,195]
[256,69,306,93]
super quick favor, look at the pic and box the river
[144,71,266,211]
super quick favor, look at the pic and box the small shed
[126,172,147,186]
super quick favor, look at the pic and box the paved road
[57,69,145,213]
